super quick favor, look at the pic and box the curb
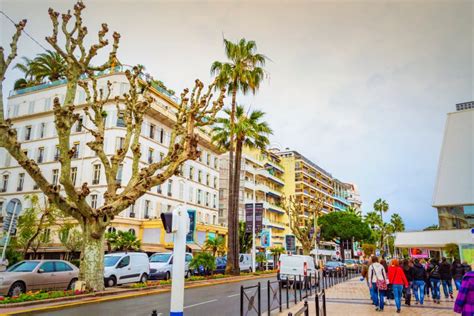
[5,273,276,315]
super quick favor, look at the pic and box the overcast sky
[1,0,473,230]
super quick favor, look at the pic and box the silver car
[0,260,79,296]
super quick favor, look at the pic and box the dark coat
[427,263,441,279]
[413,263,426,281]
[403,266,415,282]
[452,262,465,280]
[439,262,452,280]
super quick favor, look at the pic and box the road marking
[227,293,240,298]
[184,299,218,309]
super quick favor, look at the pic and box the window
[116,111,126,127]
[116,137,125,151]
[197,189,202,204]
[148,148,154,164]
[75,116,83,132]
[54,146,60,161]
[13,104,19,117]
[149,124,155,139]
[144,200,150,218]
[90,194,98,209]
[213,215,216,225]
[214,176,218,189]
[167,205,172,212]
[17,173,24,191]
[198,170,202,183]
[157,184,162,194]
[24,126,32,141]
[179,182,184,200]
[71,167,77,186]
[206,153,211,166]
[28,101,34,114]
[39,123,46,138]
[55,261,73,272]
[188,187,193,203]
[159,128,164,143]
[213,194,217,208]
[118,256,130,267]
[0,201,3,214]
[129,204,135,217]
[44,98,51,111]
[167,180,173,197]
[116,164,123,185]
[52,169,59,185]
[205,214,209,223]
[205,192,210,206]
[214,157,218,169]
[93,164,101,184]
[72,142,79,158]
[128,229,135,236]
[189,166,194,180]
[206,174,210,186]
[1,174,9,192]
[37,147,44,163]
[41,228,51,243]
[40,262,55,273]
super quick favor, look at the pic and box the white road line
[184,299,218,309]
[227,293,240,298]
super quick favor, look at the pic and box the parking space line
[227,293,240,298]
[184,299,218,309]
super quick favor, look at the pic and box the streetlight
[252,167,268,273]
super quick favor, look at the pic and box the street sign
[3,199,21,233]
[285,235,296,252]
[245,203,263,234]
[186,210,196,243]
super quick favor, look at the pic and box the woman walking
[368,256,388,312]
[439,257,453,300]
[412,259,426,305]
[427,258,442,303]
[452,259,465,291]
[454,270,474,315]
[388,259,409,313]
[402,259,414,306]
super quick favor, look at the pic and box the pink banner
[410,248,429,258]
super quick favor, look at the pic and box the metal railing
[288,300,309,316]
[240,282,261,316]
[315,289,326,316]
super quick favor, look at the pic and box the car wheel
[8,282,25,297]
[140,273,148,283]
[67,278,78,290]
[106,276,117,287]
[165,271,171,281]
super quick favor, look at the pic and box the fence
[288,300,309,316]
[240,266,360,316]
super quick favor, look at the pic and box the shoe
[437,300,441,304]
[375,307,380,311]
[415,301,419,304]
[397,309,401,313]
[450,294,453,299]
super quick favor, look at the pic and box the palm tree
[105,231,141,252]
[238,221,252,253]
[346,206,361,217]
[14,56,34,80]
[203,236,226,257]
[390,213,405,232]
[364,211,382,228]
[211,38,267,275]
[29,50,66,82]
[373,199,389,253]
[269,246,285,268]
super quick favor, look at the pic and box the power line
[0,10,49,52]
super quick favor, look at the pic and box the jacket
[368,262,387,284]
[462,264,472,274]
[428,263,441,279]
[439,262,452,280]
[388,266,408,287]
[452,263,465,281]
[454,271,474,315]
[413,263,426,281]
[403,266,415,282]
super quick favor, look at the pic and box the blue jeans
[370,283,385,310]
[413,280,425,304]
[393,284,403,310]
[454,279,462,290]
[430,278,441,300]
[441,279,453,298]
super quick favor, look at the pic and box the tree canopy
[319,211,371,242]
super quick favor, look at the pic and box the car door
[33,262,56,290]
[53,261,75,289]
[116,255,132,284]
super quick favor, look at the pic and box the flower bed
[0,290,86,304]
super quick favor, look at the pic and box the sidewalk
[281,278,457,315]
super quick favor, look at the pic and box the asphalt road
[23,276,304,316]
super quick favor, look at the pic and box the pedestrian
[388,259,409,313]
[462,261,472,274]
[380,259,391,305]
[439,257,454,300]
[361,258,370,287]
[454,271,474,315]
[412,258,426,305]
[427,258,442,303]
[368,256,388,312]
[402,259,414,306]
[452,259,465,291]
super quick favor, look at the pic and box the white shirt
[368,262,387,284]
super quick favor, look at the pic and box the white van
[278,254,316,281]
[239,254,252,272]
[149,252,193,280]
[104,252,150,287]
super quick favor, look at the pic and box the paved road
[21,276,303,316]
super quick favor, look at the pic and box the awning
[395,229,473,248]
[141,243,168,253]
[186,243,202,251]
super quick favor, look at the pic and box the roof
[394,229,473,248]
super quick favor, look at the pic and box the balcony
[295,167,332,189]
[263,218,286,230]
[265,202,285,214]
[264,160,285,173]
[266,187,283,198]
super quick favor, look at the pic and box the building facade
[0,68,226,257]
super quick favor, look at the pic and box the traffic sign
[3,199,21,233]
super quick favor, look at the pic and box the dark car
[214,257,227,274]
[323,261,346,277]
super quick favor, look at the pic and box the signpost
[1,199,22,265]
[285,235,296,253]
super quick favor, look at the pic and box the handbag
[373,267,388,291]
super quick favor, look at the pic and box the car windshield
[150,253,172,263]
[345,260,356,264]
[7,261,40,272]
[325,262,340,267]
[104,256,122,267]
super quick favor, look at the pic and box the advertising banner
[245,203,263,234]
[186,210,196,243]
[410,248,429,258]
[285,235,296,252]
[260,230,271,248]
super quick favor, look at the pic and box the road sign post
[1,199,22,265]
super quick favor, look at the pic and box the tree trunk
[79,220,106,291]
[231,138,243,275]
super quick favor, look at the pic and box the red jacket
[388,266,408,287]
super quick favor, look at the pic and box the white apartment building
[0,68,222,255]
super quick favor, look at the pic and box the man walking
[440,257,454,300]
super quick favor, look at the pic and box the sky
[1,0,473,230]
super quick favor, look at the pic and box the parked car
[149,252,193,280]
[239,254,252,272]
[323,261,346,276]
[0,260,79,296]
[277,254,317,283]
[344,259,359,271]
[214,257,227,274]
[104,252,149,287]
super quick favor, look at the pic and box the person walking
[412,259,426,305]
[380,259,391,305]
[439,257,454,300]
[452,259,465,291]
[454,271,474,315]
[462,261,472,274]
[402,259,414,306]
[427,258,442,303]
[368,256,388,312]
[388,259,409,313]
